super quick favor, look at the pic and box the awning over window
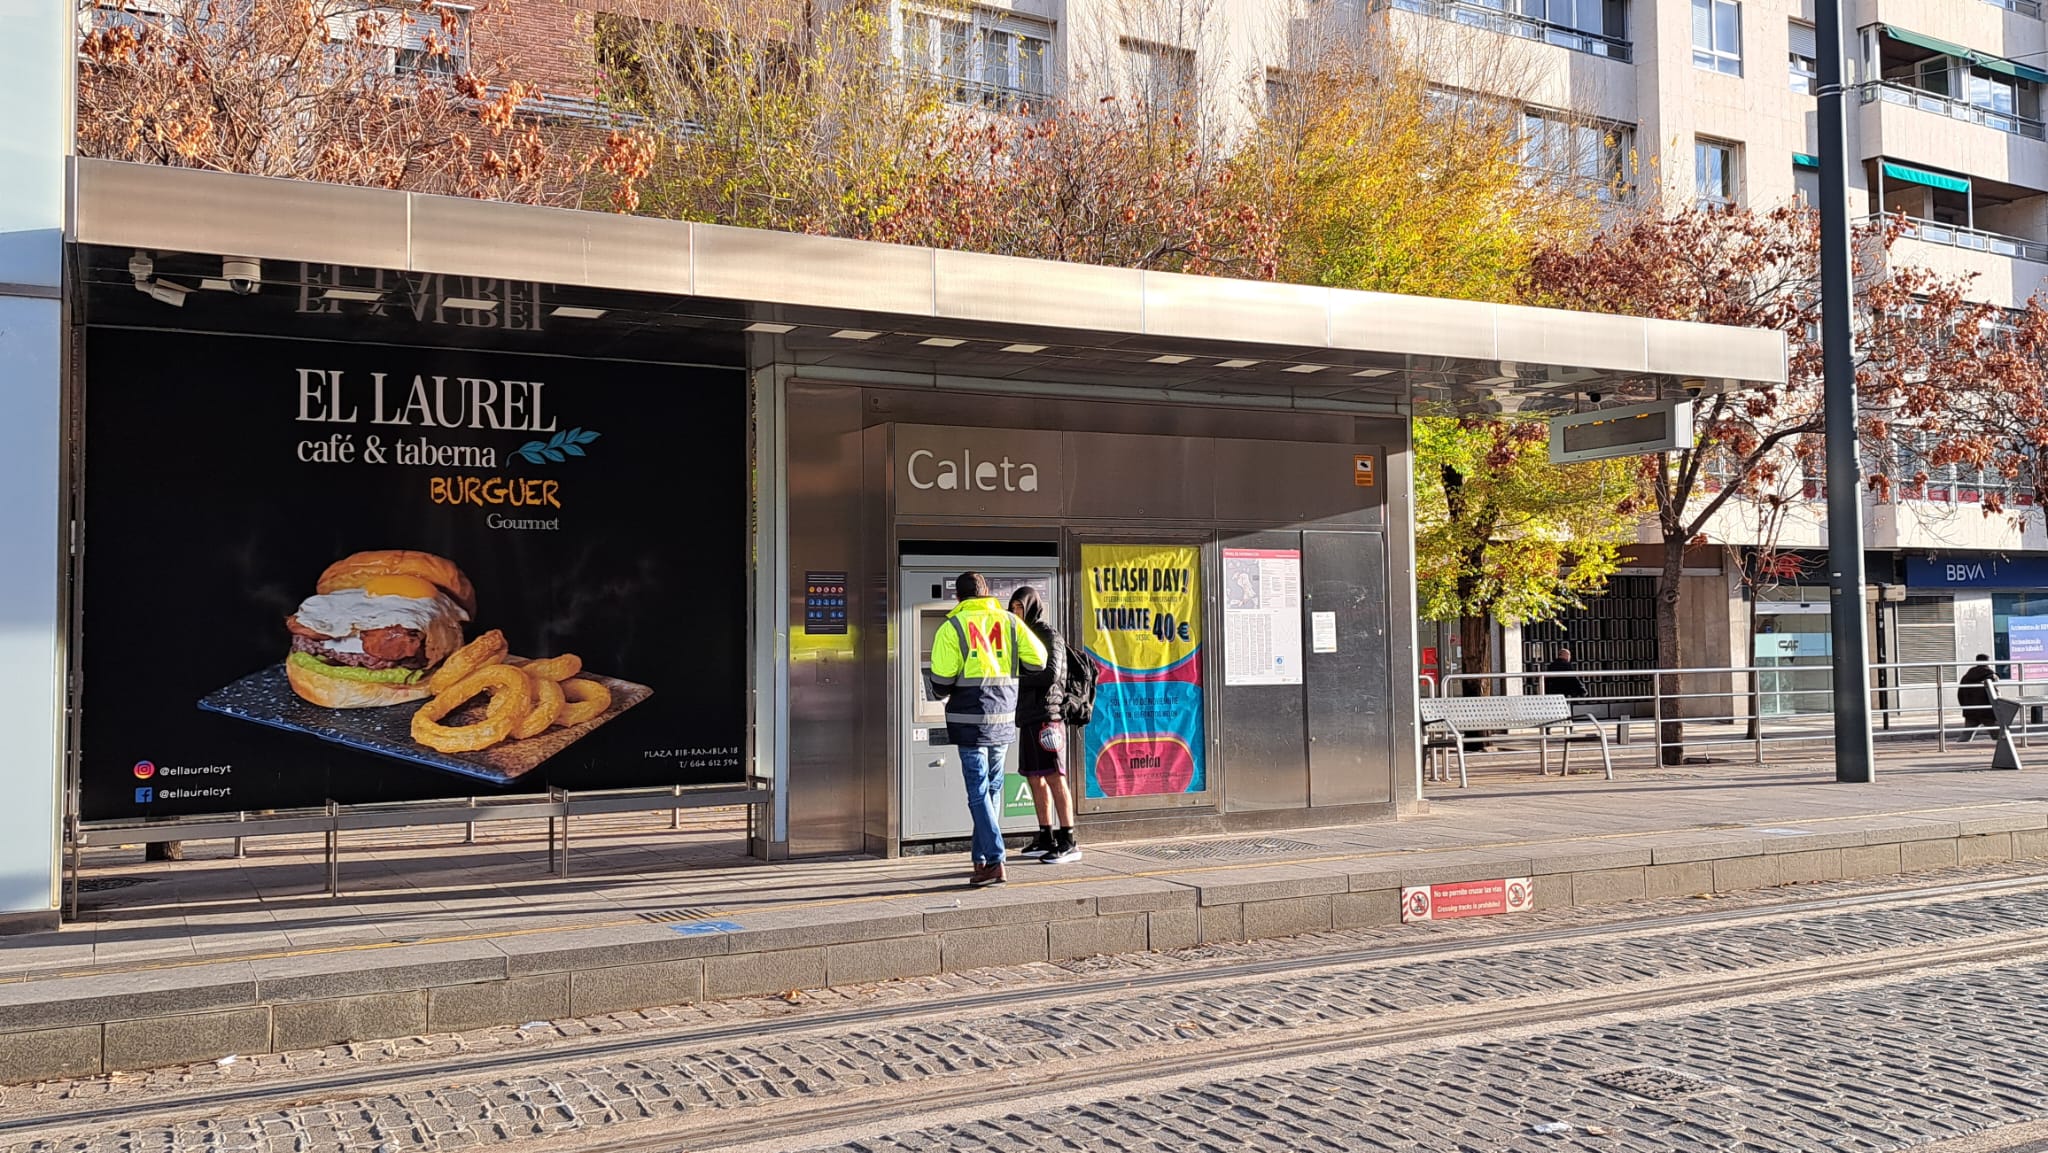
[1880,25,2048,85]
[1974,55,2048,86]
[1881,160,1971,194]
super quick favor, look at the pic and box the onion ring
[412,664,533,753]
[556,677,612,728]
[427,628,508,696]
[513,675,565,740]
[520,653,583,682]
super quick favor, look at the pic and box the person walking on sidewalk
[1010,586,1081,865]
[1959,654,1999,740]
[929,571,1047,887]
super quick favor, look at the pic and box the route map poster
[1221,547,1302,687]
[1079,544,1206,798]
[78,328,747,820]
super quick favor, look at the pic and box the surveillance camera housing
[223,258,261,295]
[142,280,190,308]
[127,251,153,283]
[1587,391,1602,405]
[1685,384,1703,399]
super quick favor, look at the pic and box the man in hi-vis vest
[929,571,1048,887]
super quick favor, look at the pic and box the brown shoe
[970,862,1007,887]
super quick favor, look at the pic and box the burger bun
[317,550,476,616]
[286,659,437,709]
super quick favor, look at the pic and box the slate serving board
[198,664,653,786]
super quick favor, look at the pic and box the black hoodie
[1016,600,1068,727]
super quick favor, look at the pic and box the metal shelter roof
[69,159,1786,412]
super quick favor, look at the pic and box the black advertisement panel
[79,328,747,820]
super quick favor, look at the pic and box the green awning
[1973,54,2048,86]
[1794,153,1819,169]
[1882,161,1971,194]
[1882,25,1974,60]
[1881,25,2048,85]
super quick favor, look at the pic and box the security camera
[1684,379,1704,399]
[137,279,190,308]
[127,250,153,283]
[223,257,261,295]
[1588,391,1603,404]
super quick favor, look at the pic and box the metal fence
[1429,660,2039,779]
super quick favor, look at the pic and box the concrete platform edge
[5,823,2043,1083]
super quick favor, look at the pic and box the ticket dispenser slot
[898,555,1057,843]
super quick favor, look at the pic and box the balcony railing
[1892,215,2048,264]
[1865,80,2048,140]
[906,70,1051,113]
[1383,0,1632,63]
[1982,0,2043,18]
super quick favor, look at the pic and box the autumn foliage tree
[77,0,585,203]
[1524,205,2041,760]
[1416,417,1640,690]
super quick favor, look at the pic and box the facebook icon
[134,787,153,804]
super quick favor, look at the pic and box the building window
[1691,0,1741,76]
[1788,20,1816,94]
[1520,0,1628,49]
[326,4,472,77]
[1793,158,1820,206]
[1120,37,1195,113]
[898,5,1051,108]
[1522,110,1634,199]
[1695,137,1739,208]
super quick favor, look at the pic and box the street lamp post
[1816,0,1876,782]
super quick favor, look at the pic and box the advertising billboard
[1079,543,1206,798]
[79,329,747,820]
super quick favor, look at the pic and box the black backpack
[1060,647,1099,725]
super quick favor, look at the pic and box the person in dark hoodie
[1010,585,1081,864]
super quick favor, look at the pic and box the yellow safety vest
[928,597,1048,744]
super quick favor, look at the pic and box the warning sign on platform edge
[1400,877,1533,923]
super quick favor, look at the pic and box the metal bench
[1419,693,1613,788]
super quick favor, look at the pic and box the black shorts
[1018,724,1066,777]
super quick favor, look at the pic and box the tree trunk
[1656,542,1685,766]
[1458,614,1492,695]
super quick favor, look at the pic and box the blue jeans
[958,745,1007,865]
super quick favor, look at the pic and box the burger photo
[283,550,476,708]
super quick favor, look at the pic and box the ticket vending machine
[899,551,1059,843]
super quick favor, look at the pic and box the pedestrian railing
[1429,659,2036,781]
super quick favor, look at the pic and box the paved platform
[7,750,2048,1082]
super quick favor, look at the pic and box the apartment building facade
[77,0,2035,699]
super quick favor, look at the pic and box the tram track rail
[12,870,2048,1143]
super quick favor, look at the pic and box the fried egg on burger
[284,550,476,708]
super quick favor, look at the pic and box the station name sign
[895,425,1063,517]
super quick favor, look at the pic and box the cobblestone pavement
[815,954,2048,1153]
[9,863,2048,1153]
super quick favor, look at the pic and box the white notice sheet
[1222,548,1303,686]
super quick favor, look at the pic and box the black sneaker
[1022,830,1055,856]
[1041,837,1082,865]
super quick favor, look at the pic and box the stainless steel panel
[1494,304,1648,375]
[1219,530,1309,812]
[693,222,935,316]
[1212,439,1381,527]
[412,196,694,294]
[1141,271,1332,348]
[410,197,589,285]
[860,423,894,850]
[1304,531,1394,806]
[1646,317,1789,387]
[1328,290,1499,362]
[784,382,868,856]
[934,249,1144,333]
[73,159,409,268]
[893,424,1065,518]
[1064,432,1213,521]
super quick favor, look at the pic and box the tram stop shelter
[21,158,1785,927]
